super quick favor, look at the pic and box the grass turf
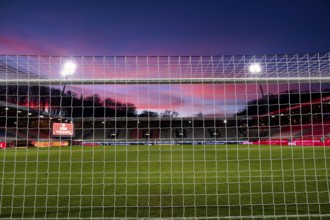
[0,144,330,219]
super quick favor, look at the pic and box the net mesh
[0,53,329,219]
[1,53,330,82]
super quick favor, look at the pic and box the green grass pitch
[0,144,330,219]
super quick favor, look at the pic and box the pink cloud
[0,36,48,54]
[1,35,304,116]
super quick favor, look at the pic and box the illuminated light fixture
[272,115,275,118]
[28,113,32,115]
[280,114,284,116]
[248,63,262,74]
[5,107,9,110]
[224,120,227,123]
[61,61,76,76]
[39,115,44,118]
[18,110,22,113]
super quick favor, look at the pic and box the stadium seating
[151,128,160,139]
[301,125,330,138]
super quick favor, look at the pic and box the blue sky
[1,0,329,55]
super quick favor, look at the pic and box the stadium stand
[2,91,330,146]
[130,129,138,139]
[151,128,160,139]
[117,129,128,139]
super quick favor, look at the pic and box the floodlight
[249,63,262,74]
[61,61,76,76]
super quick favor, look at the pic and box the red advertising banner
[252,139,289,145]
[290,138,327,146]
[0,142,6,149]
[82,142,101,146]
[251,138,330,147]
[52,123,74,136]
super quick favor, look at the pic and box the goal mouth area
[1,53,330,219]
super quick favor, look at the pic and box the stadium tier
[1,53,330,219]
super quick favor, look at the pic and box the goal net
[0,53,330,219]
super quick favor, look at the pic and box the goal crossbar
[1,77,330,85]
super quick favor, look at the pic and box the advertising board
[52,123,74,136]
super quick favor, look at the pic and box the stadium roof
[258,95,330,117]
[0,100,250,122]
[0,53,329,85]
[0,100,70,121]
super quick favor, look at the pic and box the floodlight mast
[61,61,76,95]
[60,61,76,117]
[249,63,267,113]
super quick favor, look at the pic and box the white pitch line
[0,174,328,180]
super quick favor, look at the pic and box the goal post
[0,53,329,219]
